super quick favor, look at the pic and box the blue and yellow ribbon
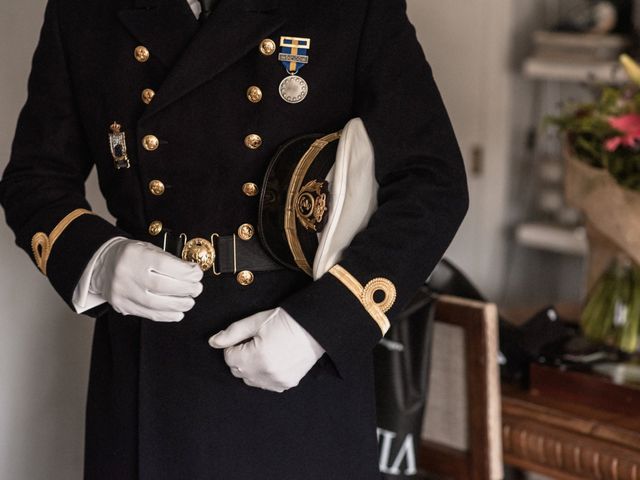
[279,36,311,75]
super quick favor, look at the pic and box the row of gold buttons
[243,39,271,194]
[231,39,278,283]
[139,41,277,285]
[142,131,164,197]
[236,219,255,285]
[241,38,273,155]
[134,48,167,225]
[135,45,170,251]
[135,47,156,107]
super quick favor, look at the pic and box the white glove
[90,238,204,322]
[208,307,325,393]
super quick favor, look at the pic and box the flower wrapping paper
[565,148,640,289]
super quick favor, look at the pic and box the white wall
[0,2,108,478]
[406,0,528,300]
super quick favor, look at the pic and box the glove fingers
[144,291,196,313]
[243,377,286,393]
[222,341,254,368]
[209,312,268,348]
[123,286,196,313]
[146,271,204,298]
[117,302,184,323]
[214,308,323,394]
[149,310,187,323]
[147,248,204,282]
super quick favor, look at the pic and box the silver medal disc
[279,75,308,104]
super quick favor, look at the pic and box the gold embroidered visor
[259,131,341,276]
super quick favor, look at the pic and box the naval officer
[0,0,469,478]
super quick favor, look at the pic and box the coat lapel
[118,0,199,68]
[141,0,285,119]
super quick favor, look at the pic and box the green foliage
[548,85,640,191]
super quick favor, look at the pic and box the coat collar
[118,0,284,119]
[125,0,280,13]
[118,0,199,68]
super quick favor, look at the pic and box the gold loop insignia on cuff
[31,208,94,276]
[328,264,396,335]
[363,278,397,313]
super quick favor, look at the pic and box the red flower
[605,114,640,152]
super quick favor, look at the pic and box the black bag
[374,286,435,479]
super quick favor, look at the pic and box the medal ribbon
[279,37,310,75]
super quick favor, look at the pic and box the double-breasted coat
[0,0,469,477]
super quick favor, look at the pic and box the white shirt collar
[186,0,201,18]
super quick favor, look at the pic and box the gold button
[149,180,165,196]
[244,134,262,150]
[237,223,255,241]
[237,270,254,286]
[259,39,276,56]
[134,46,150,63]
[142,135,159,151]
[148,220,163,236]
[246,86,263,103]
[242,182,259,197]
[141,88,156,105]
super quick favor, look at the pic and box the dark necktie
[198,0,216,24]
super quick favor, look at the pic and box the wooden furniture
[503,384,640,480]
[419,295,503,480]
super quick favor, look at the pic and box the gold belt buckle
[181,235,216,272]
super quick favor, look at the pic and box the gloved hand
[208,307,325,392]
[90,238,204,322]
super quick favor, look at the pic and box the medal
[108,122,130,170]
[278,36,311,104]
[279,75,308,104]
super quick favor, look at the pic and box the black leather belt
[152,230,283,274]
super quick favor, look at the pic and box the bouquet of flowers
[550,54,640,353]
[552,55,640,188]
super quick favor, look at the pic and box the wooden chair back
[419,295,503,480]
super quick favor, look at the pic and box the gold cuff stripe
[284,131,342,276]
[328,264,396,335]
[31,208,95,275]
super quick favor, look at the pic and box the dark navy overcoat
[0,0,468,477]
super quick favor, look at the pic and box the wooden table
[502,384,640,480]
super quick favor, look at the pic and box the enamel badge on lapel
[278,36,311,104]
[108,122,131,170]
